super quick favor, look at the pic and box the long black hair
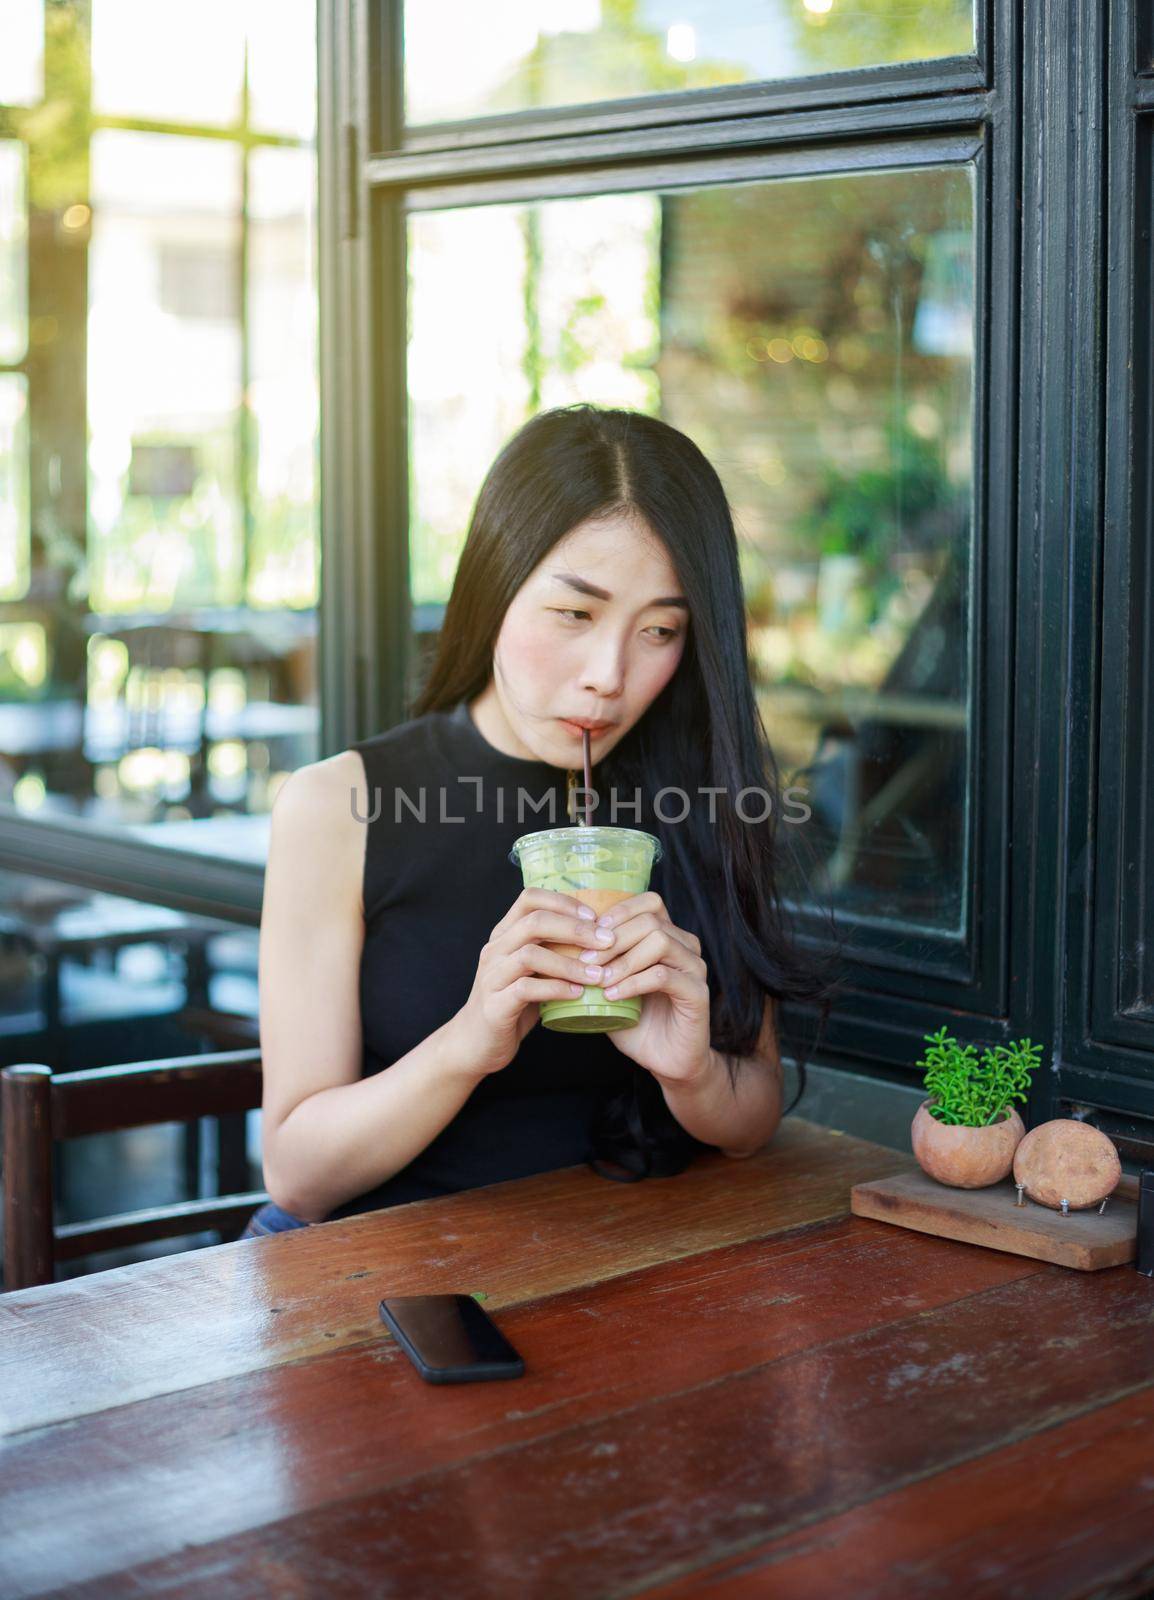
[412,403,846,1179]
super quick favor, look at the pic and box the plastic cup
[508,825,662,1033]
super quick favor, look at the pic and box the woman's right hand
[450,889,610,1078]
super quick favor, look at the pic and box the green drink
[508,825,662,1033]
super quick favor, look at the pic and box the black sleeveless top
[326,699,688,1221]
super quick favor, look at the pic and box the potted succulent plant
[910,1028,1043,1188]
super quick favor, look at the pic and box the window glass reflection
[91,0,245,126]
[0,2,319,838]
[0,376,30,605]
[405,0,975,127]
[0,143,27,363]
[247,0,318,139]
[89,132,243,611]
[247,146,319,607]
[0,0,44,108]
[408,167,974,932]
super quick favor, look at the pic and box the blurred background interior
[3,0,1145,1287]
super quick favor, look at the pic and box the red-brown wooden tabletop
[2,1117,1153,1599]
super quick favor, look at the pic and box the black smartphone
[378,1294,526,1384]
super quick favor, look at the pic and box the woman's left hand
[577,891,713,1084]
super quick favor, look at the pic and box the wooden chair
[2,1048,267,1292]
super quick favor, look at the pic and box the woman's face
[485,510,689,764]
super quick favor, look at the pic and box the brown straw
[582,729,592,827]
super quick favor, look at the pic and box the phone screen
[378,1294,525,1382]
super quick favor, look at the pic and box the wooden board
[850,1167,1140,1270]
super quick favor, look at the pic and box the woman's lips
[558,719,613,738]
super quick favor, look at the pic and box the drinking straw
[582,729,592,827]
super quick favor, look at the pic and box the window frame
[330,0,1030,1091]
[389,6,989,156]
[1052,0,1154,1144]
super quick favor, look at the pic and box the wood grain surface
[4,1117,1153,1600]
[851,1167,1140,1269]
[639,1384,1154,1599]
[0,1118,910,1433]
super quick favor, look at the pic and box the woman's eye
[551,609,680,642]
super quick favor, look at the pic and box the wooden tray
[850,1168,1140,1271]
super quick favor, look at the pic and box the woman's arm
[655,996,784,1158]
[257,752,488,1222]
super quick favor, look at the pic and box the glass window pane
[408,167,975,933]
[2,67,320,836]
[0,374,30,602]
[1119,373,1154,1022]
[247,146,319,608]
[404,1,976,127]
[0,142,27,363]
[1124,663,1154,1018]
[0,0,44,108]
[91,0,245,126]
[88,131,243,612]
[247,0,317,139]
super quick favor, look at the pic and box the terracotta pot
[911,1097,1026,1188]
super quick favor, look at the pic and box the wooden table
[2,1118,1153,1598]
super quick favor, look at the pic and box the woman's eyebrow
[549,572,689,609]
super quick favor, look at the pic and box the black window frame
[1053,0,1154,1146]
[325,0,1054,1105]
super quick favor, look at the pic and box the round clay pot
[911,1097,1026,1188]
[1012,1118,1121,1210]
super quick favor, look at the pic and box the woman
[243,403,841,1238]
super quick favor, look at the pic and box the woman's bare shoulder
[271,749,367,818]
[267,751,369,894]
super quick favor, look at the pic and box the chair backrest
[2,1047,266,1292]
